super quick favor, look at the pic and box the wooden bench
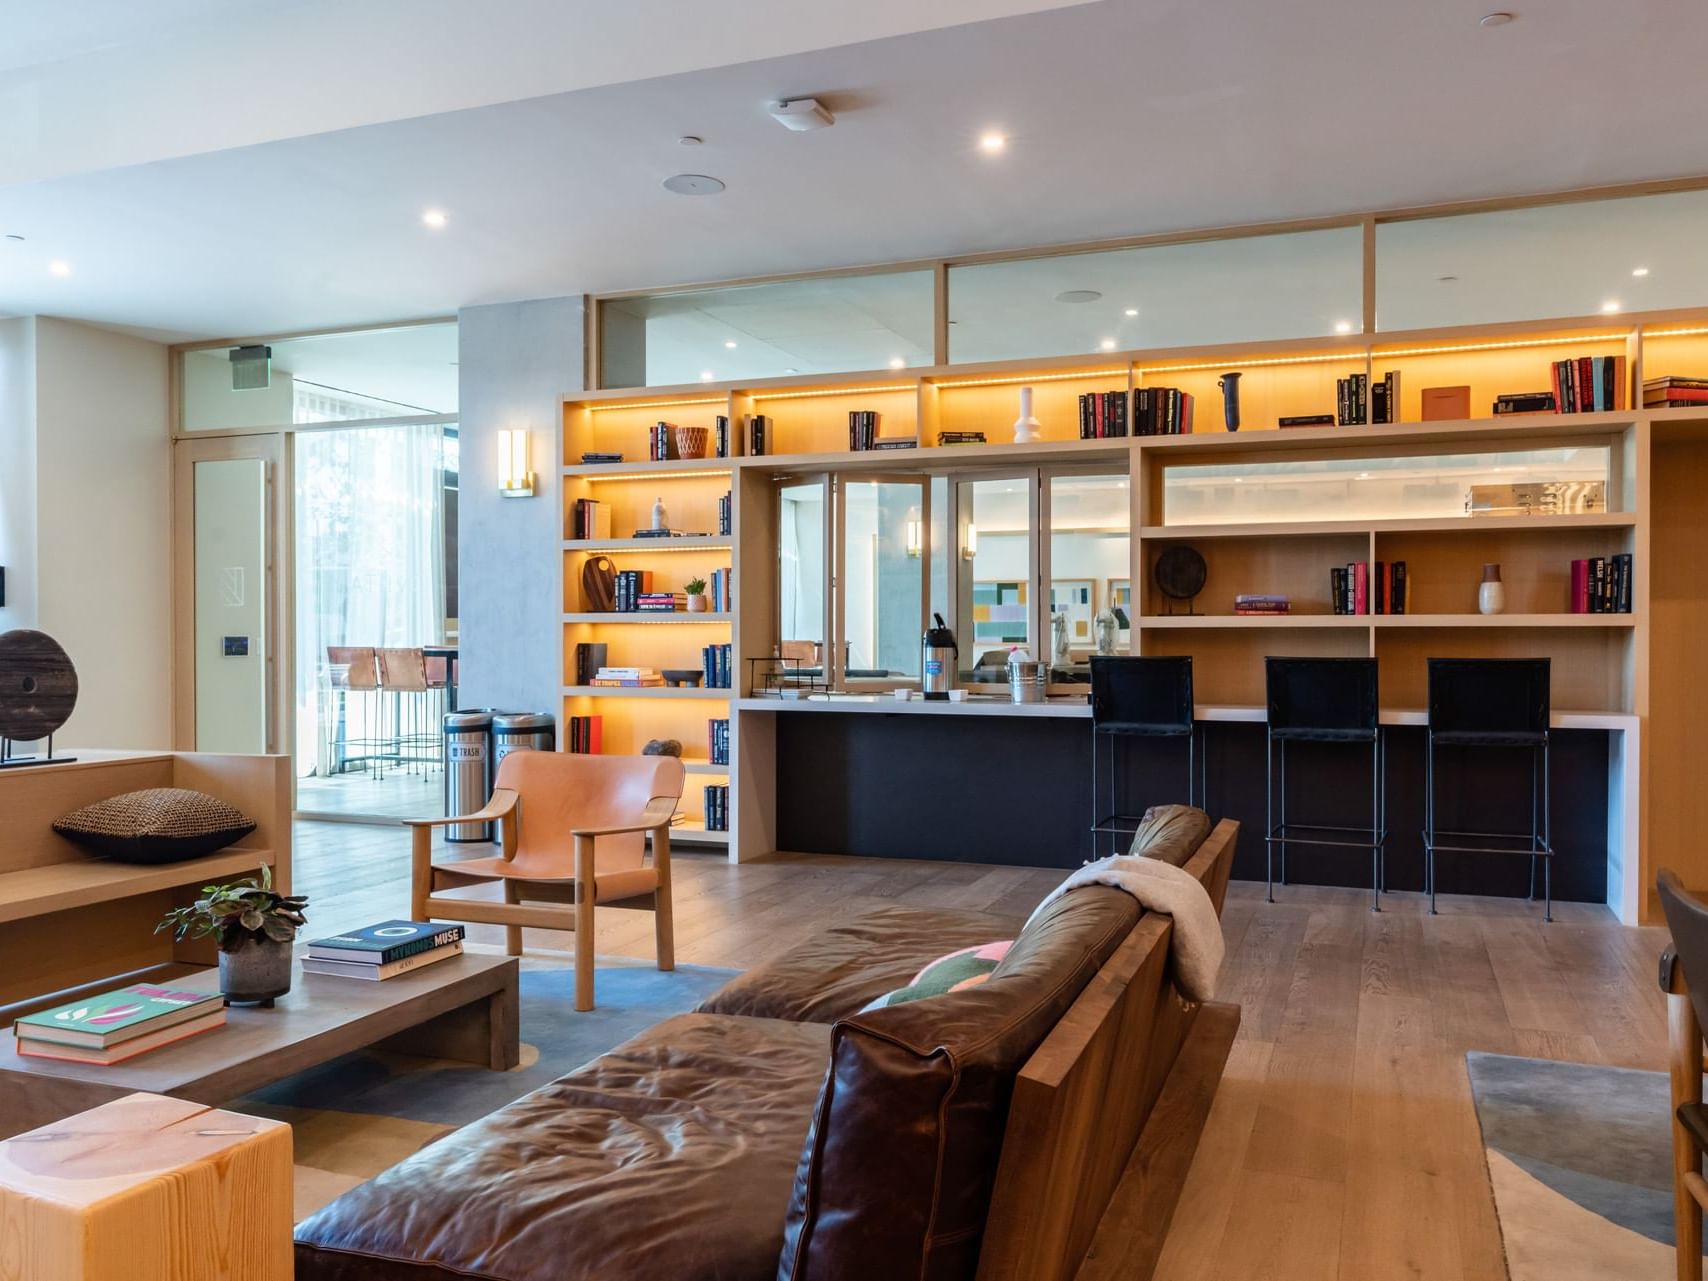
[0,751,290,1024]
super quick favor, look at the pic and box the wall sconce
[962,522,978,560]
[498,428,535,498]
[905,509,922,559]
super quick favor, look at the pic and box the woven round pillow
[53,788,257,864]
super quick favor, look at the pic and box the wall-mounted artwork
[1050,579,1096,649]
[972,580,1028,646]
[1106,578,1132,641]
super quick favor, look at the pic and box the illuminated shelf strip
[562,611,732,624]
[1372,332,1623,359]
[935,367,1126,389]
[563,542,732,554]
[1139,351,1359,376]
[749,383,914,401]
[577,467,733,482]
[587,396,726,413]
[1645,326,1708,339]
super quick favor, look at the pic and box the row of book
[1551,356,1628,413]
[708,717,729,766]
[591,665,664,687]
[1570,554,1633,614]
[1331,561,1409,615]
[703,784,730,832]
[1336,372,1402,426]
[717,489,733,536]
[566,714,605,752]
[702,642,733,689]
[1644,375,1708,408]
[1078,391,1129,438]
[1233,594,1289,616]
[570,497,612,540]
[706,567,733,613]
[647,422,675,461]
[612,570,657,611]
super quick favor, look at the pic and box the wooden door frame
[171,433,293,756]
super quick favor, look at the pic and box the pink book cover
[1571,559,1589,613]
[1353,562,1369,615]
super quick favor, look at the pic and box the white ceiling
[1,0,1706,343]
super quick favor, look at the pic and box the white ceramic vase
[1478,563,1504,615]
[1013,386,1043,444]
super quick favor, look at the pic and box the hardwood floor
[294,820,1672,1280]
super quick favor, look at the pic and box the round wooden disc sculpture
[0,629,79,742]
[1153,546,1208,616]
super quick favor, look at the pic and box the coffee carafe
[921,613,958,700]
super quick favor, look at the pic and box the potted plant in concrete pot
[684,576,709,613]
[156,865,307,1006]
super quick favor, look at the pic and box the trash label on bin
[449,743,486,761]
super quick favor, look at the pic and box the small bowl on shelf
[661,669,704,687]
[673,426,710,460]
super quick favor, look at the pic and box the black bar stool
[1265,656,1386,911]
[1090,656,1198,854]
[1424,657,1553,920]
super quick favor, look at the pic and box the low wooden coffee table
[0,952,518,1140]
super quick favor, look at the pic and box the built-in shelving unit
[563,306,1708,915]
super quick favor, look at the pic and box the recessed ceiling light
[47,259,71,277]
[1055,289,1102,304]
[1334,320,1354,335]
[421,208,448,229]
[979,132,1007,154]
[1099,338,1117,352]
[678,136,703,147]
[1124,307,1139,317]
[1357,472,1371,479]
[1633,266,1651,277]
[662,173,725,196]
[1601,300,1621,313]
[699,370,715,381]
[1479,11,1514,26]
[888,356,906,369]
[724,340,738,349]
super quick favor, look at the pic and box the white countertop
[733,695,1636,731]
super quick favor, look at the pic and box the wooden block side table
[0,1091,292,1281]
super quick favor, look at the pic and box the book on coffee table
[301,940,464,981]
[14,984,226,1063]
[307,921,465,965]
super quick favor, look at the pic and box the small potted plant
[684,576,709,613]
[157,865,308,1006]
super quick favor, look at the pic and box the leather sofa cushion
[695,905,1022,1024]
[777,885,1141,1281]
[1126,803,1212,867]
[293,1013,830,1281]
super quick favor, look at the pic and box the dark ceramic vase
[1218,372,1242,431]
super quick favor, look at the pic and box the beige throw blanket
[1026,854,1224,1002]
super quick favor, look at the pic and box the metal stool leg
[1542,738,1553,924]
[1265,731,1276,904]
[1370,733,1382,913]
[1427,731,1439,915]
[1279,738,1289,886]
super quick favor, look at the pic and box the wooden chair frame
[407,790,678,1012]
[1666,950,1707,1281]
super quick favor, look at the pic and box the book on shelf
[936,431,987,446]
[593,665,665,686]
[1133,387,1195,435]
[574,642,608,686]
[15,983,225,1052]
[1643,376,1708,407]
[701,642,733,689]
[1078,390,1129,439]
[746,414,769,457]
[648,421,680,462]
[567,713,604,753]
[302,942,464,981]
[580,451,625,465]
[308,921,466,965]
[718,490,732,536]
[614,569,655,612]
[1493,391,1557,415]
[847,409,885,451]
[636,592,686,612]
[1278,414,1335,429]
[570,498,612,540]
[703,783,730,832]
[1330,560,1406,615]
[715,414,730,458]
[870,437,920,450]
[1336,372,1397,425]
[1549,355,1627,414]
[1421,385,1471,421]
[1570,553,1633,614]
[708,717,730,766]
[708,567,734,613]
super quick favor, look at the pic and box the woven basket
[673,426,710,460]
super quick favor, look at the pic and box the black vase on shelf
[1219,371,1242,432]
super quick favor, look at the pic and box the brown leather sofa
[293,805,1234,1281]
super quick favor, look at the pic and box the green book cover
[16,984,222,1045]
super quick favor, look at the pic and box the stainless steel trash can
[444,710,495,843]
[492,712,556,768]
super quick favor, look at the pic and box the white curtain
[293,417,447,776]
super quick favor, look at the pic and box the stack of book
[746,414,770,457]
[613,570,652,611]
[708,567,733,612]
[870,436,919,451]
[1551,355,1628,413]
[569,498,611,540]
[1134,387,1193,435]
[636,592,686,613]
[1233,594,1290,617]
[581,451,624,465]
[1336,372,1400,425]
[15,984,225,1064]
[592,666,665,687]
[1643,376,1708,408]
[701,642,732,689]
[1493,391,1557,416]
[717,490,732,535]
[703,784,730,832]
[303,921,466,981]
[648,422,678,461]
[848,410,883,450]
[1570,554,1633,613]
[708,717,729,765]
[1078,390,1129,438]
[566,714,605,752]
[937,431,986,447]
[1330,561,1407,614]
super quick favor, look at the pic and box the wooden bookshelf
[561,306,1708,905]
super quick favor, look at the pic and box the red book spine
[1571,559,1588,613]
[1579,356,1593,412]
[1551,361,1564,413]
[1353,562,1369,615]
